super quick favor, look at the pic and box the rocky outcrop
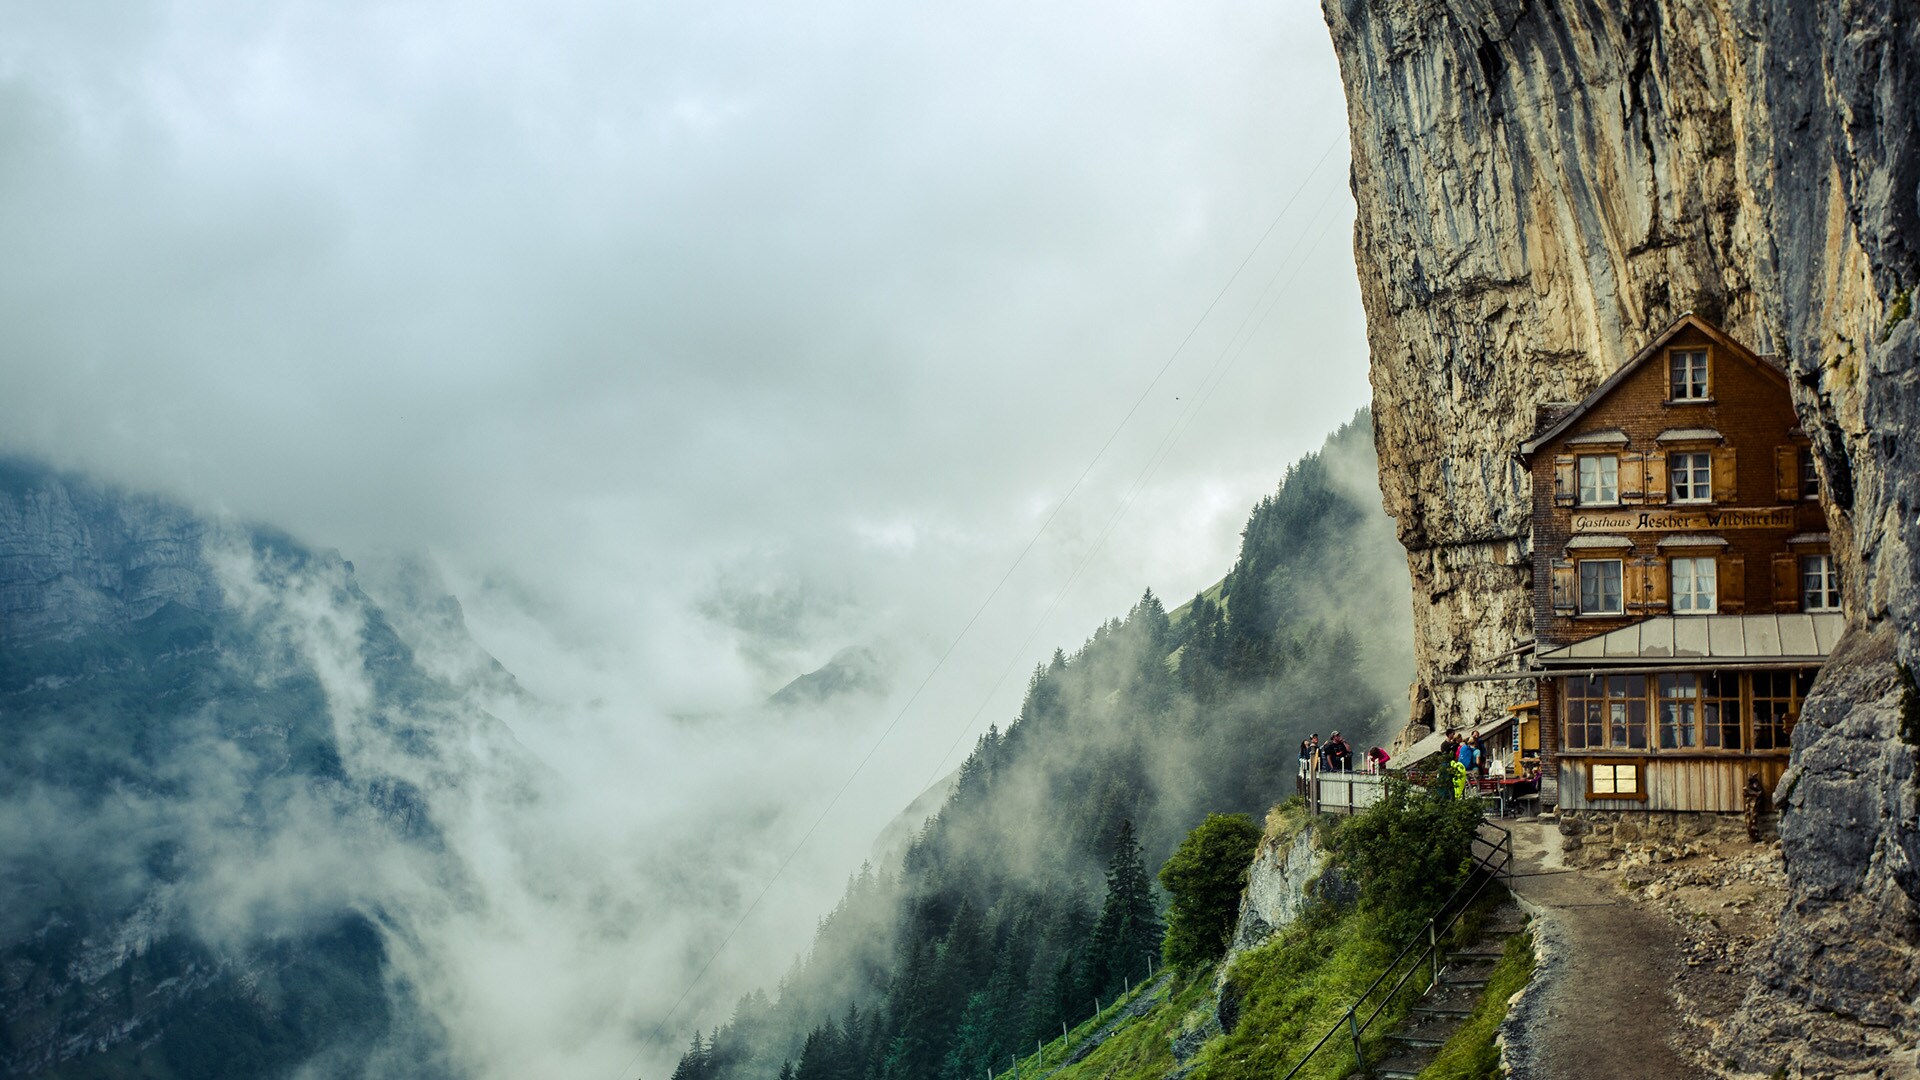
[0,459,224,642]
[1222,809,1354,970]
[1322,0,1919,1069]
[1224,814,1326,963]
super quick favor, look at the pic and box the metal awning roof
[1536,612,1845,665]
[1400,714,1518,765]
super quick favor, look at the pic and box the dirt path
[1501,821,1700,1080]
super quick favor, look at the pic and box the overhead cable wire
[611,133,1344,1080]
[916,185,1347,789]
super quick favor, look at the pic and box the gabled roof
[1517,313,1785,461]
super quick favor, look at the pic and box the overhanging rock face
[1321,0,1919,1069]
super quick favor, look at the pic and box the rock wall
[1321,0,1919,1069]
[0,459,225,642]
[1224,812,1327,964]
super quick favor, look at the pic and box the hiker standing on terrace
[1298,733,1320,792]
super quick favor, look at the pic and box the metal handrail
[1278,817,1514,1080]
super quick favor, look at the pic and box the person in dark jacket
[1744,773,1769,841]
[1328,731,1352,772]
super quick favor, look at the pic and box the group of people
[1296,731,1392,782]
[1442,730,1494,779]
[1433,727,1542,801]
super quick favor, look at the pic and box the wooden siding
[1556,754,1789,812]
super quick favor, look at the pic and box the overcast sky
[1,0,1367,1066]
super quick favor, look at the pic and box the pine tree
[1083,819,1162,1000]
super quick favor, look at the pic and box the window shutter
[1775,446,1801,502]
[1551,559,1576,614]
[1619,452,1645,503]
[1553,455,1576,506]
[1711,447,1739,503]
[1641,557,1669,610]
[1643,453,1668,505]
[1773,553,1800,612]
[1719,554,1745,613]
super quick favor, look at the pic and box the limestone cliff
[1321,0,1918,1070]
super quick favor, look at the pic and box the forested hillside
[668,410,1410,1080]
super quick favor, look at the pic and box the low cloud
[2,1,1377,1075]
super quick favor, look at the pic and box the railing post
[1347,1007,1365,1076]
[1429,922,1439,991]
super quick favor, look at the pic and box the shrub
[1330,779,1482,940]
[1158,813,1263,971]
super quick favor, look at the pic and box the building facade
[1517,315,1838,812]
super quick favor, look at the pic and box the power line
[915,184,1347,789]
[611,133,1344,1080]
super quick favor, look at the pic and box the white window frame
[1578,558,1625,616]
[1671,556,1718,614]
[1670,349,1709,400]
[1801,554,1841,611]
[1577,454,1619,506]
[1670,451,1712,503]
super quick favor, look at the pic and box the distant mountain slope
[0,460,530,1079]
[765,646,891,712]
[669,410,1413,1080]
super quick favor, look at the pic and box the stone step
[1413,981,1482,1015]
[1387,1010,1462,1049]
[1372,1049,1438,1079]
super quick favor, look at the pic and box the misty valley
[0,414,1414,1080]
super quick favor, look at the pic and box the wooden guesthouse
[1515,314,1837,812]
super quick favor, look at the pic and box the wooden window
[1701,672,1743,750]
[1671,452,1712,503]
[1588,762,1646,800]
[1565,675,1648,751]
[1772,552,1800,612]
[1670,349,1710,400]
[1577,455,1619,505]
[1801,554,1841,611]
[1799,448,1820,499]
[1671,556,1717,614]
[1776,446,1802,502]
[1658,673,1699,749]
[1553,454,1577,506]
[1578,559,1624,615]
[1752,671,1813,751]
[1711,447,1739,502]
[1564,676,1603,750]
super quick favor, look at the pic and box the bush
[1330,779,1482,941]
[1158,813,1263,971]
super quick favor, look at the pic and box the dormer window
[1577,455,1619,505]
[1670,349,1710,400]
